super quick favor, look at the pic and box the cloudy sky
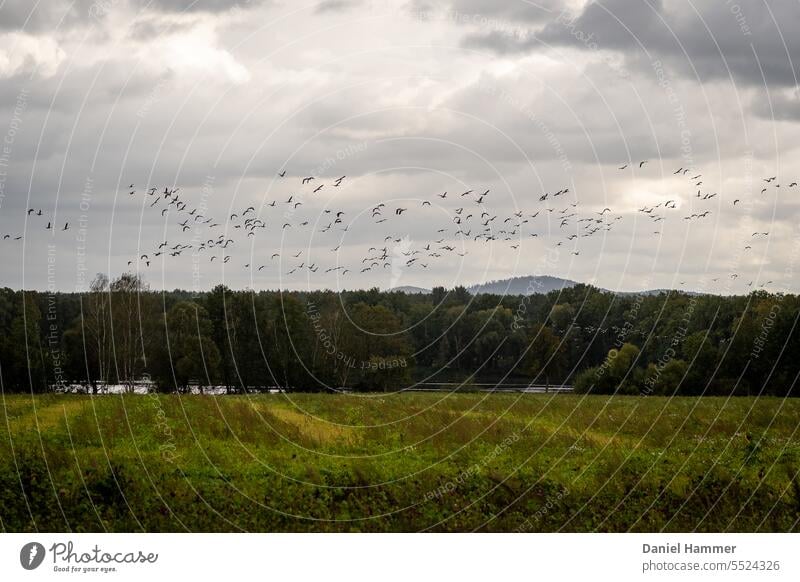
[1,0,799,293]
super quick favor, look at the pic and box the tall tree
[153,301,221,393]
[108,273,151,391]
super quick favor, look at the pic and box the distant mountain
[617,288,703,297]
[390,277,705,297]
[390,285,431,294]
[468,275,579,295]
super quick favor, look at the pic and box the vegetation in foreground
[1,393,799,532]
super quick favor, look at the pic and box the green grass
[1,393,799,532]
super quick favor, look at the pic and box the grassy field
[1,393,799,532]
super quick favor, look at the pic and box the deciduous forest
[2,274,797,396]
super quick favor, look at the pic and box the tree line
[0,273,798,395]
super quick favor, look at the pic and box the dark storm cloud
[463,0,800,90]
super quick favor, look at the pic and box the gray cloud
[314,0,363,14]
[463,0,800,90]
[750,90,800,121]
[127,16,198,39]
[0,0,268,34]
[0,0,798,293]
[408,0,564,23]
[0,0,104,32]
[130,0,269,14]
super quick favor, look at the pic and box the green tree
[525,324,566,387]
[108,273,151,391]
[5,292,45,391]
[153,301,220,392]
[205,284,234,392]
[644,359,689,395]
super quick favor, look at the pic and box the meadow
[1,393,799,532]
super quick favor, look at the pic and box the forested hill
[467,275,579,295]
[390,275,579,295]
[1,274,797,396]
[392,276,696,297]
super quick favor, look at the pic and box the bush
[574,366,602,393]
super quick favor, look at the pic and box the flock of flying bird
[2,161,787,289]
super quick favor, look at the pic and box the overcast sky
[1,0,799,293]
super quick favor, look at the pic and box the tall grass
[0,394,798,532]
